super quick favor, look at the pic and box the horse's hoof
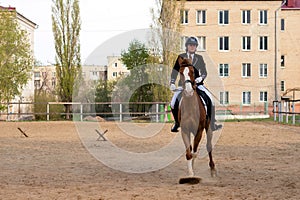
[210,168,217,177]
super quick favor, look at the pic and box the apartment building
[34,65,107,92]
[107,56,130,80]
[175,0,299,110]
[280,0,300,100]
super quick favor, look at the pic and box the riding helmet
[185,36,198,47]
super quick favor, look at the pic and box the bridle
[180,65,196,90]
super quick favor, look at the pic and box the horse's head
[178,57,196,97]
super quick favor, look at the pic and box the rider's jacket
[170,53,207,86]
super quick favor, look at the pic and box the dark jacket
[170,53,207,86]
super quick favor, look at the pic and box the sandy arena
[0,121,299,199]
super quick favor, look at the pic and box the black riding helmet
[185,36,198,47]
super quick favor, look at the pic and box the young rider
[169,36,222,132]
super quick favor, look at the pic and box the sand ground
[0,121,299,200]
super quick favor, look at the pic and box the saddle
[196,88,212,120]
[175,88,212,120]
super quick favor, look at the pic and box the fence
[0,101,271,122]
[273,99,300,125]
[0,102,172,122]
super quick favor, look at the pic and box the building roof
[0,5,37,28]
[282,0,300,9]
[183,0,300,9]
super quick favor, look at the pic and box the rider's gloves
[170,83,176,91]
[195,77,203,84]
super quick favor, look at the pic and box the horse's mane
[178,57,192,67]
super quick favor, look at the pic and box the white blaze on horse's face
[183,67,194,97]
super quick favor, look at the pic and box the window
[196,10,206,24]
[281,81,285,92]
[242,63,251,77]
[259,10,268,25]
[34,72,40,78]
[219,64,229,77]
[180,10,189,24]
[219,10,229,25]
[114,63,118,67]
[242,10,251,24]
[219,36,229,51]
[51,78,56,87]
[220,91,229,105]
[112,72,118,77]
[259,63,268,77]
[260,91,268,102]
[34,80,41,89]
[259,36,268,50]
[281,19,285,31]
[242,36,251,50]
[243,91,251,105]
[52,72,56,77]
[281,55,285,67]
[197,36,206,51]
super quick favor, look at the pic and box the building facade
[280,0,300,100]
[107,56,130,80]
[175,0,299,113]
[34,64,108,93]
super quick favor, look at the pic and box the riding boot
[210,105,222,131]
[171,107,180,132]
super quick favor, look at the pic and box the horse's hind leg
[193,128,204,154]
[206,127,217,176]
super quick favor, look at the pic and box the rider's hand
[195,77,203,84]
[170,83,176,91]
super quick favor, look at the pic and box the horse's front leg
[191,128,204,170]
[181,131,193,176]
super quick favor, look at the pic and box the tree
[0,8,34,111]
[52,0,82,119]
[150,0,184,66]
[149,0,185,103]
[95,79,117,117]
[120,39,150,100]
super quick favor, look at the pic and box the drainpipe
[274,0,287,101]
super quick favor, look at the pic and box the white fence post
[292,101,295,125]
[119,103,122,122]
[156,103,159,123]
[278,102,282,122]
[6,102,9,121]
[47,103,50,121]
[285,101,289,124]
[80,103,83,122]
[273,101,276,121]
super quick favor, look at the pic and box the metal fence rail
[1,101,272,122]
[273,99,300,125]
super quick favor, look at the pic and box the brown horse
[177,57,215,177]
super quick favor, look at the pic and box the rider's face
[187,44,197,53]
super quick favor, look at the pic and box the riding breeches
[170,85,214,109]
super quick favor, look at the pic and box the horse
[177,57,216,178]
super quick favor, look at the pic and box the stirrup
[211,123,222,131]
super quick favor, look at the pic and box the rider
[169,36,222,132]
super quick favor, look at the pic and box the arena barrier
[1,101,273,122]
[273,99,300,125]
